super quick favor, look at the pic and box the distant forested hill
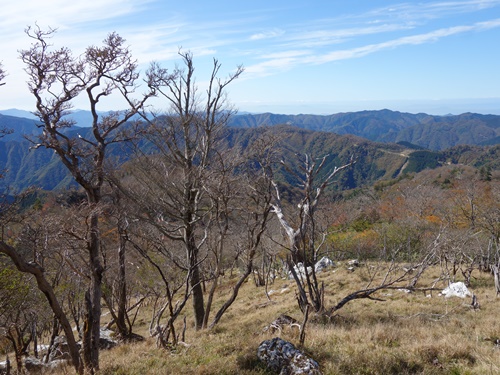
[229,110,500,150]
[4,109,499,150]
[1,110,500,192]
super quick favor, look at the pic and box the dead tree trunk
[492,265,500,296]
[270,154,355,313]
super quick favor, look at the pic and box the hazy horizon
[2,97,500,117]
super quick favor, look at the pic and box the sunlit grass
[43,263,500,374]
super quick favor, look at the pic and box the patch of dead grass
[45,264,500,374]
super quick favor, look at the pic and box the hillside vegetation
[2,159,500,374]
[57,263,500,375]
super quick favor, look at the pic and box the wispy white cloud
[361,0,500,23]
[0,0,153,34]
[236,0,500,78]
[244,17,500,77]
[2,0,500,110]
[313,18,500,64]
[278,23,415,49]
[250,29,285,41]
[244,50,309,76]
[0,0,156,61]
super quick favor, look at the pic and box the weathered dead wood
[492,265,500,296]
[299,305,310,347]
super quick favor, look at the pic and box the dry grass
[49,263,500,374]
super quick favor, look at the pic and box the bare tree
[327,230,443,319]
[126,225,192,348]
[101,185,133,339]
[0,183,82,372]
[19,25,155,373]
[125,51,243,330]
[271,153,354,313]
[208,160,274,328]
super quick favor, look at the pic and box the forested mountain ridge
[1,122,498,194]
[4,108,500,150]
[0,123,408,192]
[228,109,500,150]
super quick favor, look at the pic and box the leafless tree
[125,51,243,330]
[99,185,134,339]
[271,153,354,313]
[126,226,192,348]
[17,25,155,373]
[0,241,83,374]
[327,230,443,318]
[206,132,277,328]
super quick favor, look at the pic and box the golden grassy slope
[50,263,500,374]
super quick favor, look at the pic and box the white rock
[314,257,335,273]
[441,282,472,298]
[347,259,360,267]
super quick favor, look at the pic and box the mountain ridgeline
[1,109,499,192]
[229,109,500,150]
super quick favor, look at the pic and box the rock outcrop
[257,337,322,374]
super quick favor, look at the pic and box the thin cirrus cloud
[277,23,416,49]
[361,0,500,21]
[0,0,153,59]
[313,18,500,64]
[244,16,500,77]
[249,29,286,41]
[2,0,500,112]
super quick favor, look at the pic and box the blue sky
[1,0,500,115]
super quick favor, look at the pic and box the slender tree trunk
[82,209,104,374]
[0,241,83,374]
[190,251,205,330]
[5,355,10,375]
[116,218,129,337]
[45,317,60,364]
[32,319,38,358]
[7,331,22,375]
[202,271,219,329]
[209,265,252,328]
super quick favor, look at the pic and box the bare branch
[0,61,6,86]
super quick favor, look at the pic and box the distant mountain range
[3,108,499,150]
[1,108,499,192]
[227,109,500,150]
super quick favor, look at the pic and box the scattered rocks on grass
[47,335,77,362]
[257,337,322,375]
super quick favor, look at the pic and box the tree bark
[209,265,252,328]
[82,207,104,374]
[116,217,129,337]
[190,252,205,330]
